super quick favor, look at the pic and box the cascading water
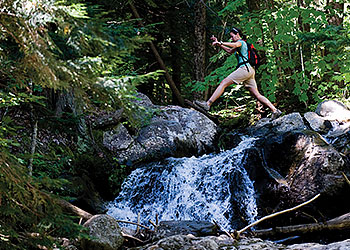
[107,136,258,231]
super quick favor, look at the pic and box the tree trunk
[129,3,184,107]
[168,8,183,105]
[246,0,260,11]
[193,0,207,100]
[327,0,344,26]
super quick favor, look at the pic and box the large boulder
[81,214,124,250]
[255,130,348,224]
[103,94,218,164]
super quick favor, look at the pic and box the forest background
[0,0,349,248]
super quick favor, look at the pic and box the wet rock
[81,214,124,250]
[328,131,350,161]
[155,221,218,238]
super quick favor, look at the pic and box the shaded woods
[0,0,349,249]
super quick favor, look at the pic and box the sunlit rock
[103,94,218,164]
[316,100,350,121]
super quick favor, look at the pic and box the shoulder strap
[236,40,250,70]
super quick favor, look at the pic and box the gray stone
[286,239,350,250]
[304,112,328,133]
[132,234,236,250]
[131,235,350,250]
[315,100,350,121]
[103,124,133,151]
[81,214,124,250]
[249,112,307,137]
[155,221,218,238]
[103,102,218,164]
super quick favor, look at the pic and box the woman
[195,27,282,119]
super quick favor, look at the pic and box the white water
[107,136,258,231]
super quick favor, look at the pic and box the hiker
[195,27,281,119]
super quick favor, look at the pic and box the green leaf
[301,83,309,90]
[300,92,308,102]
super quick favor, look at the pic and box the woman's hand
[211,35,220,46]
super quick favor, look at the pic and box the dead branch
[115,220,151,231]
[213,220,234,240]
[136,212,141,234]
[253,212,350,238]
[342,172,350,186]
[236,193,321,237]
[28,118,37,176]
[121,232,145,243]
[148,219,157,229]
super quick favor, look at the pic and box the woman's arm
[211,37,242,54]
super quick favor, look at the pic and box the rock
[91,109,124,129]
[103,101,218,164]
[103,124,134,151]
[304,100,350,138]
[328,131,350,160]
[132,234,235,250]
[324,121,350,138]
[315,100,350,121]
[131,235,350,250]
[304,112,329,133]
[81,214,124,250]
[259,130,346,218]
[286,239,350,250]
[248,113,307,137]
[67,174,107,214]
[155,221,218,239]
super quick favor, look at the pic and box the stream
[107,136,258,231]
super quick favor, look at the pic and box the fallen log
[253,212,350,238]
[56,199,93,221]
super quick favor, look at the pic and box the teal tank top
[236,40,251,68]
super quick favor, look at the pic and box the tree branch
[236,193,321,237]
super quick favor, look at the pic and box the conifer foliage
[0,0,158,248]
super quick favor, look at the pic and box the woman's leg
[248,87,277,112]
[207,77,234,108]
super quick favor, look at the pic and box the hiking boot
[271,109,282,120]
[194,100,210,111]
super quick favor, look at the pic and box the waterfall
[107,136,258,231]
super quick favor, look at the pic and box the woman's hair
[231,27,246,40]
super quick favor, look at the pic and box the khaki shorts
[227,66,257,89]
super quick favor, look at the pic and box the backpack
[236,40,261,69]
